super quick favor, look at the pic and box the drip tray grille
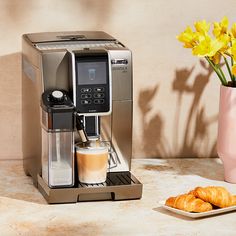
[37,172,142,204]
[78,172,138,188]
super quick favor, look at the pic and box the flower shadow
[138,85,171,158]
[173,60,218,157]
[138,59,218,158]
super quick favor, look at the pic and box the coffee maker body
[22,31,142,203]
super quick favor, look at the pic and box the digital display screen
[77,61,107,85]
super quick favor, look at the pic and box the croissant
[190,186,236,208]
[165,194,213,212]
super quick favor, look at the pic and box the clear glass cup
[75,140,117,184]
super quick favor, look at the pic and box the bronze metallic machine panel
[22,31,142,203]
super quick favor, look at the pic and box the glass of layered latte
[75,140,114,184]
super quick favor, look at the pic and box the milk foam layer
[77,148,108,155]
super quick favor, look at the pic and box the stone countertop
[1,158,236,236]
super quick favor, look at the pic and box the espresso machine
[22,31,142,203]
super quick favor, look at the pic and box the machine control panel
[74,51,111,114]
[80,86,105,105]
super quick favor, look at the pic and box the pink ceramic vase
[217,85,236,183]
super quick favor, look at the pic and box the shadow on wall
[79,0,113,26]
[138,85,171,158]
[2,0,35,25]
[3,0,113,29]
[138,60,218,158]
[0,52,22,159]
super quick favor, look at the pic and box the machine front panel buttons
[94,99,105,104]
[81,88,92,93]
[81,100,92,105]
[94,87,105,92]
[81,94,92,99]
[94,93,105,98]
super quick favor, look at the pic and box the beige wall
[1,0,236,159]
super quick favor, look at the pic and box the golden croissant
[165,194,213,212]
[190,186,236,208]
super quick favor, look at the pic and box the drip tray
[37,172,143,204]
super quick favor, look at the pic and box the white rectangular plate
[159,200,236,218]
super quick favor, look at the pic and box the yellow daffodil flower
[229,39,236,61]
[232,64,236,76]
[194,20,210,35]
[218,34,231,53]
[176,26,197,48]
[192,34,224,58]
[213,16,229,38]
[230,23,236,38]
[177,17,236,85]
[211,53,221,64]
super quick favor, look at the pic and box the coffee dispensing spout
[76,114,89,144]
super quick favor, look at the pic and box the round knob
[51,90,64,102]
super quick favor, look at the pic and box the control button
[50,90,65,102]
[52,90,63,99]
[94,99,104,104]
[94,93,105,98]
[81,100,92,105]
[81,94,92,99]
[81,88,92,93]
[94,87,104,92]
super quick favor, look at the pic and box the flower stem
[230,41,234,66]
[224,56,235,82]
[205,57,228,85]
[217,64,228,83]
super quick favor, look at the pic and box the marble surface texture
[1,158,236,236]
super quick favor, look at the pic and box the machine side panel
[22,35,41,68]
[100,114,112,143]
[111,101,132,171]
[22,38,43,184]
[109,49,133,171]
